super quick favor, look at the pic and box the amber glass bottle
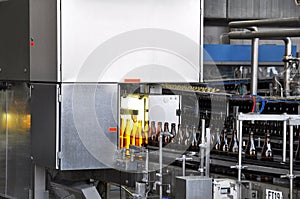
[229,130,239,154]
[119,118,125,149]
[123,119,131,149]
[135,120,143,147]
[163,122,170,145]
[245,131,257,159]
[149,121,156,146]
[261,132,273,161]
[130,119,138,146]
[155,122,163,146]
[143,120,149,146]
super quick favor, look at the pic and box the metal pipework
[228,29,300,39]
[228,29,292,96]
[248,27,259,95]
[229,17,300,28]
[283,38,292,96]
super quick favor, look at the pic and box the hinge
[57,151,63,159]
[57,86,62,102]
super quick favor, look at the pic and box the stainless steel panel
[0,83,31,199]
[29,0,58,82]
[60,84,118,170]
[204,0,226,18]
[0,0,29,81]
[228,0,300,19]
[31,83,59,168]
[61,0,201,83]
[148,95,180,127]
[176,176,212,199]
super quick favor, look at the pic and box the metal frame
[236,113,300,199]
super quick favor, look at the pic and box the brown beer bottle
[170,123,176,143]
[229,129,239,154]
[135,120,143,147]
[119,118,125,149]
[143,120,149,146]
[149,121,156,146]
[245,131,257,159]
[155,122,163,146]
[163,122,170,145]
[123,119,131,149]
[130,118,138,146]
[261,132,273,161]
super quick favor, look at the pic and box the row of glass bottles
[212,128,274,161]
[119,118,202,150]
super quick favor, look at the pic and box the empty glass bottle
[261,132,273,161]
[245,131,257,159]
[229,129,239,154]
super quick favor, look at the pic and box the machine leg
[34,165,49,199]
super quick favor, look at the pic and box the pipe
[247,27,259,95]
[284,38,292,96]
[228,29,300,39]
[229,17,300,28]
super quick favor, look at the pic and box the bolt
[24,68,27,73]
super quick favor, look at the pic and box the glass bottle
[213,128,221,151]
[163,122,170,145]
[170,123,176,143]
[123,119,131,149]
[191,125,198,151]
[176,124,184,145]
[261,132,273,161]
[135,120,143,147]
[119,118,125,149]
[149,121,156,146]
[143,120,149,146]
[229,129,239,154]
[130,118,138,146]
[183,125,191,146]
[221,128,229,153]
[155,122,163,147]
[245,131,257,159]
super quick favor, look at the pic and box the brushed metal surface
[204,0,226,19]
[60,84,118,170]
[176,176,212,199]
[228,0,300,19]
[61,0,201,83]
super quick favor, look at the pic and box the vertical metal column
[284,38,292,97]
[199,0,204,82]
[283,120,287,163]
[200,119,205,176]
[159,134,163,199]
[249,27,259,95]
[289,125,294,199]
[205,128,211,177]
[238,120,243,199]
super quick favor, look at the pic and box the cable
[251,94,266,114]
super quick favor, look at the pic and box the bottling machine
[1,0,300,199]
